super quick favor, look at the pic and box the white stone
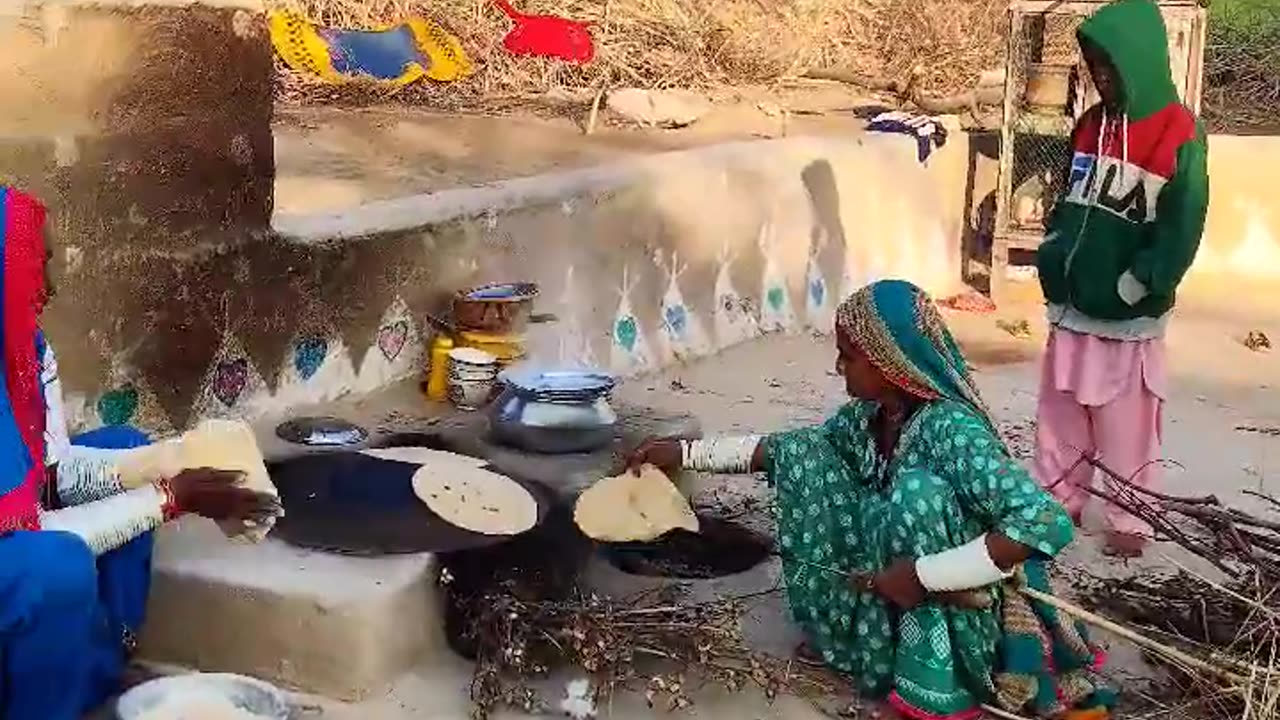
[606,89,711,128]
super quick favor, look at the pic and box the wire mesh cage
[997,6,1091,243]
[989,0,1207,299]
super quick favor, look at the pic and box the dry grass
[269,0,1007,106]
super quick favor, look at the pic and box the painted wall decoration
[272,331,359,410]
[655,251,711,363]
[376,320,410,363]
[91,362,175,436]
[712,238,759,348]
[804,229,832,333]
[757,219,797,334]
[354,296,424,395]
[610,266,654,376]
[213,358,250,407]
[556,265,597,368]
[97,384,140,426]
[190,333,269,422]
[293,336,328,381]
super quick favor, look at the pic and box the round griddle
[268,449,553,556]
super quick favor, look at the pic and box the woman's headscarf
[0,186,48,533]
[835,279,996,428]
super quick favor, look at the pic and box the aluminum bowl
[115,673,291,720]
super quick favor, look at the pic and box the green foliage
[1203,0,1280,132]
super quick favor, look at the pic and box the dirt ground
[268,96,1280,717]
[272,85,881,214]
[304,287,1279,719]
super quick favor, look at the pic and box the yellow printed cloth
[270,10,471,85]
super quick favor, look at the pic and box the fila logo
[1064,152,1167,223]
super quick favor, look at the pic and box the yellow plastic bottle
[426,334,454,401]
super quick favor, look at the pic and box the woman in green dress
[627,279,1113,720]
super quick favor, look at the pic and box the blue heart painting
[294,337,328,380]
[809,277,826,307]
[664,304,688,336]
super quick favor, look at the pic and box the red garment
[491,0,594,64]
[0,187,48,533]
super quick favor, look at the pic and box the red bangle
[154,478,181,521]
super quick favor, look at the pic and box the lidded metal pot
[488,366,617,454]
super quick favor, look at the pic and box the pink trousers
[1032,329,1166,537]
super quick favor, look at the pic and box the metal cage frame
[989,0,1206,301]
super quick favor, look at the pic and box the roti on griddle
[575,464,699,542]
[411,463,537,536]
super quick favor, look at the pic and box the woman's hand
[169,468,273,522]
[854,558,927,609]
[625,437,683,475]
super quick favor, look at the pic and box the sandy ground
[266,94,1280,717]
[298,288,1280,720]
[273,85,879,214]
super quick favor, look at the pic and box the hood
[1077,0,1180,120]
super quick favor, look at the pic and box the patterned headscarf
[0,186,49,533]
[835,279,995,428]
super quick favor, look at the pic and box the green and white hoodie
[1036,0,1210,340]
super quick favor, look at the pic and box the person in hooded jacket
[1033,0,1210,557]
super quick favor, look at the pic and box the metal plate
[268,448,552,556]
[275,416,369,447]
[115,673,290,720]
[499,367,616,402]
[463,282,538,301]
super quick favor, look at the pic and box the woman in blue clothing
[0,185,274,719]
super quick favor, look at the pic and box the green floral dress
[765,399,1097,719]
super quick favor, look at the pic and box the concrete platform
[140,386,701,701]
[138,520,441,701]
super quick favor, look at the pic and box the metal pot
[489,367,617,454]
[452,282,539,333]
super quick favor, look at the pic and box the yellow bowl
[457,330,526,364]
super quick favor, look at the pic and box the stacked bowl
[447,347,498,410]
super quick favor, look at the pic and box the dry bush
[269,0,1007,105]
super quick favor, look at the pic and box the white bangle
[39,484,166,556]
[57,447,126,506]
[680,436,761,474]
[914,534,1012,593]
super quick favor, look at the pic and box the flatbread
[574,464,699,542]
[411,464,537,536]
[115,419,281,543]
[360,447,486,468]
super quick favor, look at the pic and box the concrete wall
[1186,135,1280,282]
[1,1,274,433]
[64,134,967,434]
[963,131,1280,293]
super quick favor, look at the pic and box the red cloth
[0,187,48,533]
[492,0,594,64]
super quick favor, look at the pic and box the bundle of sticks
[464,582,846,719]
[1049,453,1280,719]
